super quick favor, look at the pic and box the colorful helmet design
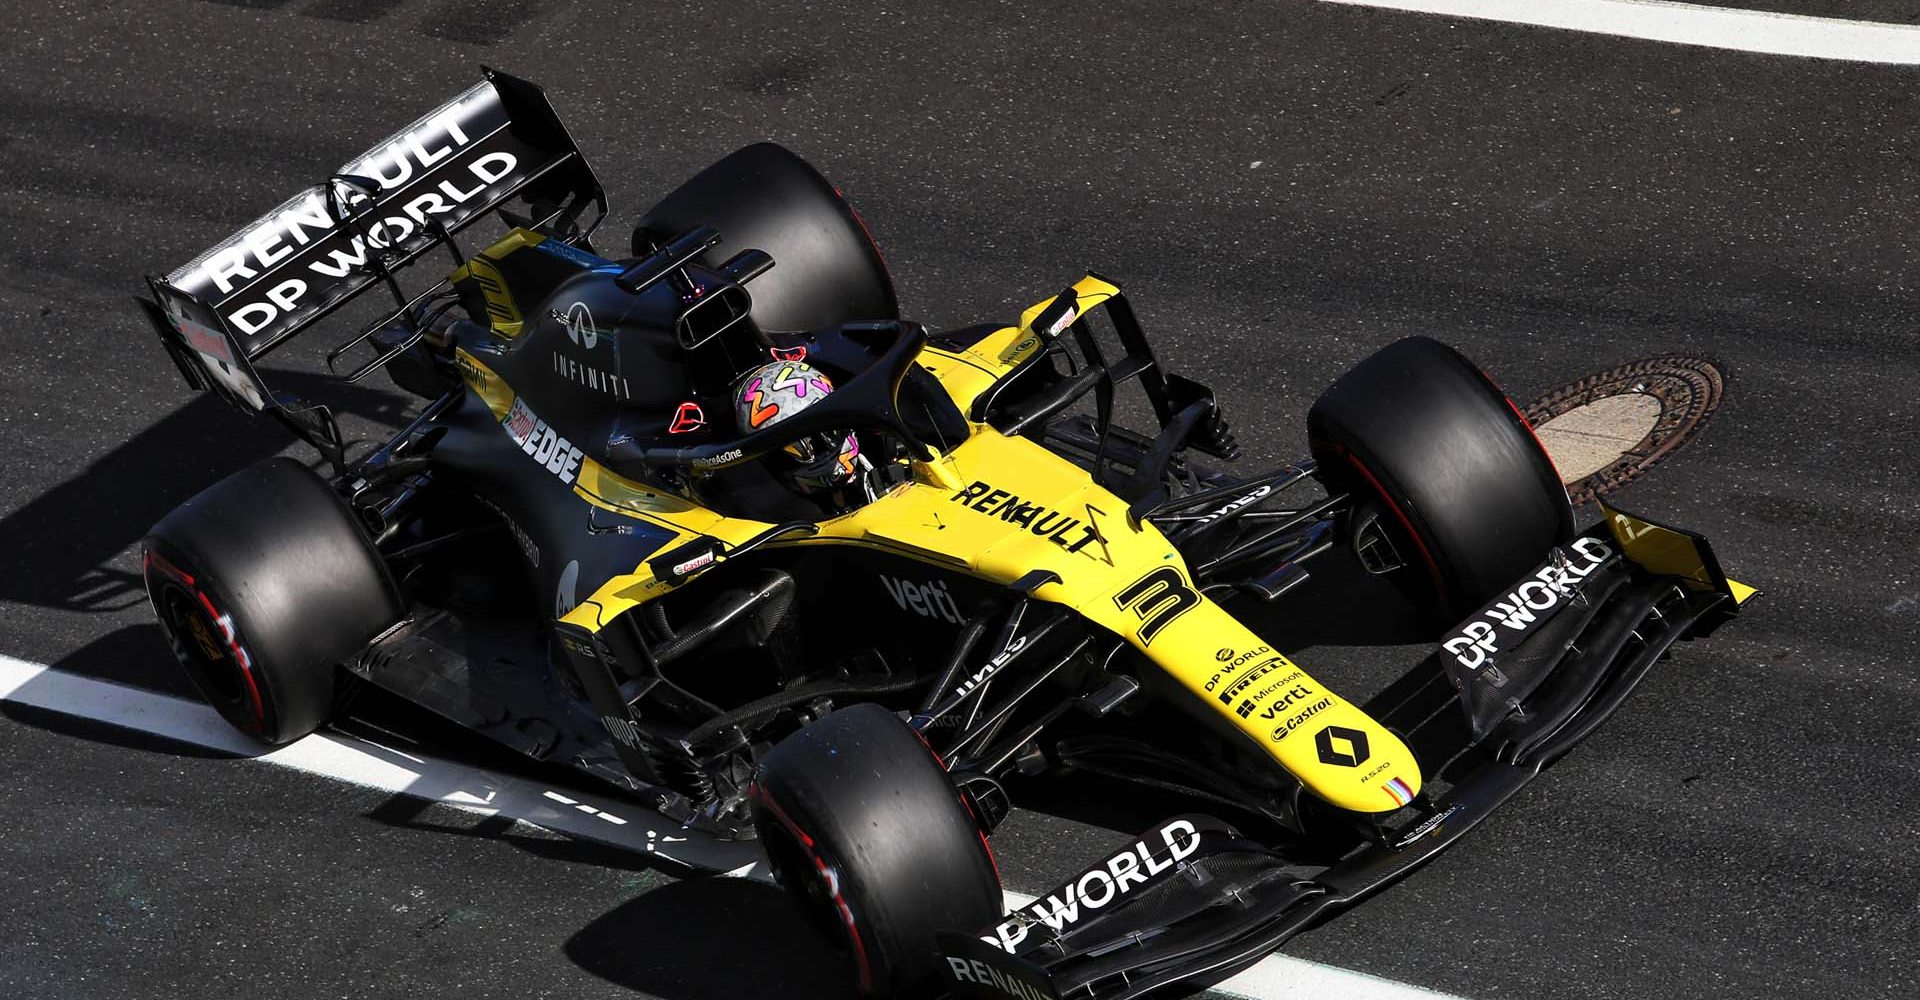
[733,360,860,491]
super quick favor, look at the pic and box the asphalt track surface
[1,2,1915,999]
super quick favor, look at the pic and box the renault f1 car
[135,70,1756,999]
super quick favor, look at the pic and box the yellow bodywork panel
[1601,502,1758,606]
[837,428,1424,815]
[478,277,1421,813]
[447,228,550,338]
[454,348,516,419]
[915,275,1123,416]
[549,420,1423,814]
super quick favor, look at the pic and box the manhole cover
[1521,356,1724,505]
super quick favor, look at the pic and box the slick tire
[1308,336,1573,623]
[635,142,898,334]
[142,457,403,746]
[750,704,1003,998]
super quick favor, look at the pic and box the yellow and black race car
[136,71,1756,1000]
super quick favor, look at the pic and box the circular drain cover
[1521,356,1725,505]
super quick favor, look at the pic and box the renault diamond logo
[1315,725,1370,767]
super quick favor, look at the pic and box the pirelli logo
[1217,658,1282,705]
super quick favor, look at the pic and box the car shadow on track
[358,792,728,875]
[0,624,236,756]
[40,622,197,696]
[567,877,857,1000]
[0,369,411,615]
[1224,544,1437,651]
[0,698,243,760]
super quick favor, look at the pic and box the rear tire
[142,457,403,745]
[1308,337,1573,622]
[636,142,898,334]
[750,704,1002,998]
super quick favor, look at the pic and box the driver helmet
[732,359,861,493]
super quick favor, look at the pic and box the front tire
[750,704,1003,998]
[143,458,402,745]
[1309,337,1573,622]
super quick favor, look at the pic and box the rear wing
[138,69,605,445]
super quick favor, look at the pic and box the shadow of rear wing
[136,68,605,425]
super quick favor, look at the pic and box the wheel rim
[752,786,875,992]
[149,563,267,737]
[760,821,849,946]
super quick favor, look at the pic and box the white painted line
[0,653,1461,1000]
[0,653,759,876]
[1320,0,1920,63]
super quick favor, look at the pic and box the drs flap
[157,69,602,361]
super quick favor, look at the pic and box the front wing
[938,509,1754,1000]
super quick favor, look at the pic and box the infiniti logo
[555,300,597,349]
